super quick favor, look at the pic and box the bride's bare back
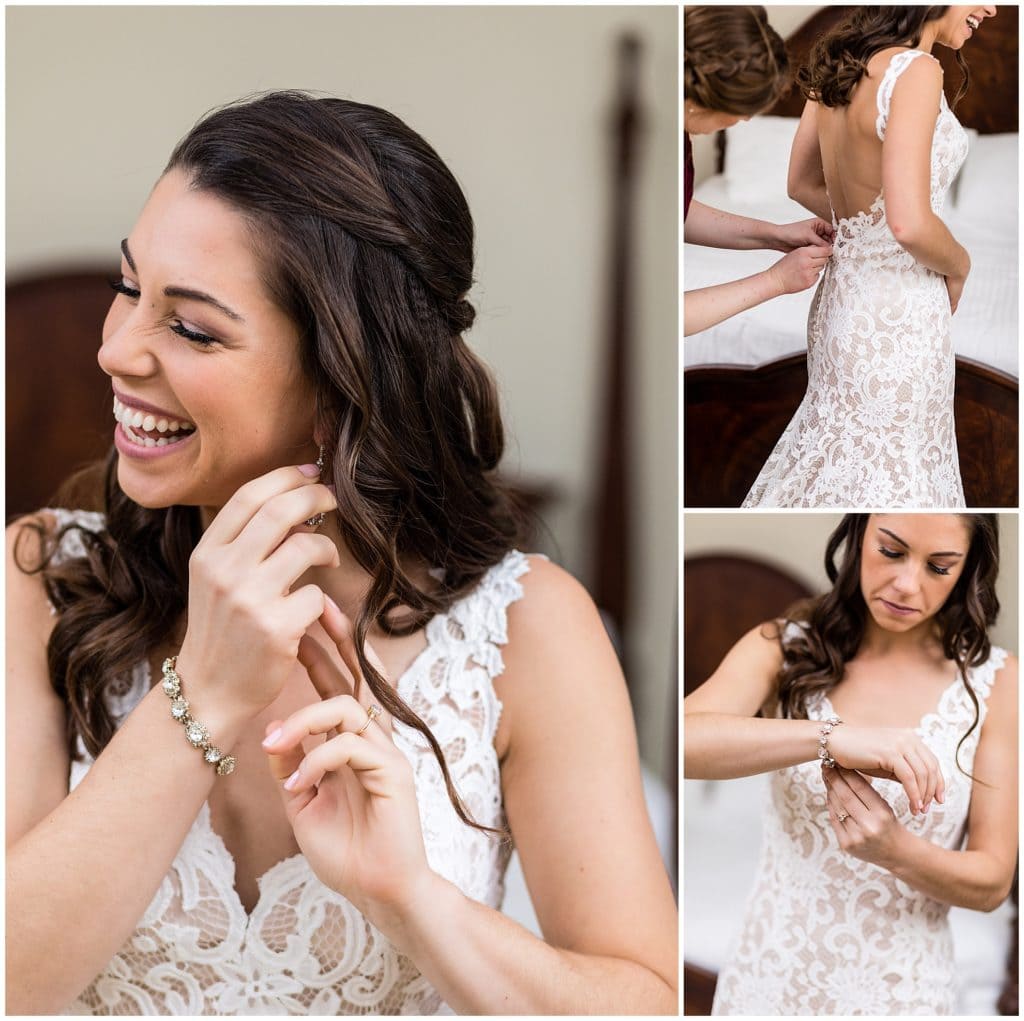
[817,46,936,221]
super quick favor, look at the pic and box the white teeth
[112,396,195,433]
[966,15,979,28]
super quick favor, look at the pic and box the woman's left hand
[823,764,909,870]
[262,597,433,920]
[775,217,835,252]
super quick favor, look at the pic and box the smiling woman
[685,513,1018,1015]
[6,92,677,1015]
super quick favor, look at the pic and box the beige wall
[686,5,822,185]
[684,514,1019,653]
[7,6,677,772]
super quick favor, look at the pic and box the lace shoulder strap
[875,49,939,141]
[42,507,107,566]
[967,645,1009,709]
[444,550,538,680]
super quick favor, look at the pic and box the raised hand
[174,464,339,723]
[262,596,433,920]
[823,765,907,868]
[774,217,836,251]
[826,725,944,816]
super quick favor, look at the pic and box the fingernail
[298,463,321,477]
[326,483,336,497]
[325,594,341,614]
[283,770,300,791]
[262,727,282,748]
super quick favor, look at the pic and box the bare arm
[882,56,970,279]
[788,100,833,221]
[685,624,823,775]
[685,200,784,250]
[684,246,831,337]
[381,559,677,1013]
[687,623,945,813]
[4,516,246,1013]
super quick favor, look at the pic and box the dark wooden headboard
[685,354,1018,508]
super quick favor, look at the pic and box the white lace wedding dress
[744,50,968,508]
[712,639,1007,1015]
[49,509,532,1015]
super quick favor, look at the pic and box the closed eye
[878,546,951,575]
[108,278,219,347]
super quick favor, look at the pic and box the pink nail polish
[283,770,300,791]
[298,463,321,477]
[325,594,341,614]
[262,727,283,748]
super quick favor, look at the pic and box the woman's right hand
[944,273,966,315]
[768,243,832,295]
[174,464,339,723]
[826,725,944,816]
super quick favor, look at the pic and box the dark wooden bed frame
[686,5,1019,509]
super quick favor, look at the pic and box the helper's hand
[768,244,832,295]
[774,217,836,252]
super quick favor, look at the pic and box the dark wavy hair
[16,91,528,835]
[684,6,791,116]
[797,6,970,110]
[770,514,999,776]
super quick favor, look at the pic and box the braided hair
[684,6,791,115]
[21,92,525,836]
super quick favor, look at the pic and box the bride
[743,6,996,508]
[685,513,1017,1015]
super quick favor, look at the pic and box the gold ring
[356,704,382,736]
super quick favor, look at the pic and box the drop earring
[305,444,327,528]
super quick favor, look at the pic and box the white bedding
[684,136,1018,379]
[683,775,1014,1014]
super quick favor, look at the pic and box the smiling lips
[112,392,196,450]
[966,14,981,30]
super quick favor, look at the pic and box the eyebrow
[121,239,245,323]
[878,527,964,559]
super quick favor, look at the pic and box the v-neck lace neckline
[143,621,436,924]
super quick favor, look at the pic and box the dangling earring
[305,443,327,528]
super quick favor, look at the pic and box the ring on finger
[355,704,383,736]
[837,811,849,823]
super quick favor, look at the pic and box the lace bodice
[712,641,1007,1015]
[47,509,534,1015]
[744,51,968,508]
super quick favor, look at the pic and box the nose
[891,561,923,598]
[97,302,159,381]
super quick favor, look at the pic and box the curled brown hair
[771,514,999,775]
[797,6,970,110]
[16,92,528,836]
[684,5,791,115]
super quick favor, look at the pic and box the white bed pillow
[954,132,1018,227]
[721,115,801,205]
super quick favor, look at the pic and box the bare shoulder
[684,620,786,718]
[7,512,60,630]
[988,650,1018,713]
[494,556,624,757]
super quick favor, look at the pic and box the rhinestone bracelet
[161,656,236,776]
[817,714,843,768]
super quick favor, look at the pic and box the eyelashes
[108,278,218,347]
[877,546,952,576]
